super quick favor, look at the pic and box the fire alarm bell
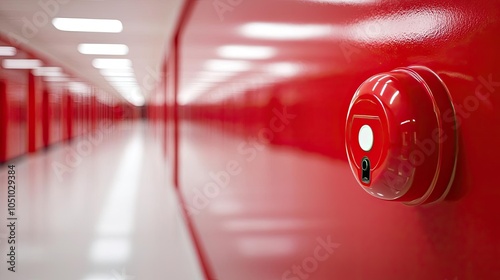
[345,66,458,205]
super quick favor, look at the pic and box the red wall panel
[0,81,6,162]
[3,79,28,161]
[48,91,63,145]
[172,0,500,279]
[41,88,49,147]
[63,93,73,141]
[27,73,44,152]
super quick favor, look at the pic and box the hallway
[1,0,500,279]
[0,121,204,280]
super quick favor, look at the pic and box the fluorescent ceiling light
[240,22,332,40]
[110,81,138,86]
[110,81,139,86]
[78,44,129,55]
[92,58,132,69]
[100,69,134,77]
[117,87,145,106]
[105,77,137,82]
[116,87,141,94]
[217,45,276,60]
[0,46,16,56]
[33,67,65,77]
[110,80,138,85]
[52,18,123,33]
[68,82,90,94]
[112,84,140,92]
[127,95,145,106]
[115,87,140,94]
[35,66,61,72]
[204,60,251,72]
[2,59,42,69]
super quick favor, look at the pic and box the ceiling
[0,0,184,105]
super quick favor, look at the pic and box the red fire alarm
[345,66,458,205]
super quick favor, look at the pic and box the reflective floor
[0,121,204,280]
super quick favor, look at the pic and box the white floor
[0,121,205,280]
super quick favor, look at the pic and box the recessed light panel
[52,18,123,33]
[0,46,16,56]
[100,69,134,77]
[2,59,42,69]
[78,44,129,55]
[92,59,132,69]
[33,67,65,77]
